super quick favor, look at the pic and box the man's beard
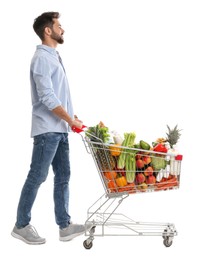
[51,30,64,44]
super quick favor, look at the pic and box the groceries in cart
[84,122,183,195]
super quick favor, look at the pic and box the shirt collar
[36,44,57,56]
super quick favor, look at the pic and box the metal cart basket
[79,131,182,249]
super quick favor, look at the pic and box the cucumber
[140,140,150,150]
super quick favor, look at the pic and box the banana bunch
[156,137,166,144]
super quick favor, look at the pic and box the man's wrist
[67,118,74,127]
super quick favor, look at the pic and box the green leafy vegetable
[85,121,110,143]
[151,156,167,171]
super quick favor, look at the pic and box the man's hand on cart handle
[72,125,87,133]
[71,115,87,133]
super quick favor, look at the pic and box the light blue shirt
[30,45,74,137]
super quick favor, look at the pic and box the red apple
[136,173,146,184]
[144,166,154,176]
[146,175,156,184]
[136,153,142,160]
[143,155,151,165]
[136,159,144,169]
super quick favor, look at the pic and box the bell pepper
[115,173,127,187]
[153,143,167,153]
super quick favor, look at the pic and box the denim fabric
[15,133,71,229]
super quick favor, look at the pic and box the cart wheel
[162,229,168,239]
[163,238,173,247]
[83,239,93,249]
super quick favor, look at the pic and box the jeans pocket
[33,134,45,145]
[32,135,46,164]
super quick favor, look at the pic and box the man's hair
[33,12,60,40]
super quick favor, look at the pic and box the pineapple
[96,147,116,171]
[166,125,182,148]
[86,122,116,171]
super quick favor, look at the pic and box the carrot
[107,180,118,192]
[118,182,136,193]
[155,177,179,191]
[104,171,117,180]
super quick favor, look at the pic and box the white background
[1,0,196,259]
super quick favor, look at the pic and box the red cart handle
[71,125,87,133]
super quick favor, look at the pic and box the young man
[11,12,85,245]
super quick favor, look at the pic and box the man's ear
[44,27,52,36]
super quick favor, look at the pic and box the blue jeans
[15,133,71,229]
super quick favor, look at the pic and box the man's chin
[58,39,64,44]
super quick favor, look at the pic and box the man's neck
[42,39,58,49]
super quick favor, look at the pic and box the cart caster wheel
[83,240,93,249]
[162,229,167,239]
[163,238,173,247]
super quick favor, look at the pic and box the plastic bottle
[169,145,179,176]
[174,154,183,176]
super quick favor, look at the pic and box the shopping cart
[73,126,182,249]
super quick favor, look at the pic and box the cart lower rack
[80,132,182,249]
[84,193,177,249]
